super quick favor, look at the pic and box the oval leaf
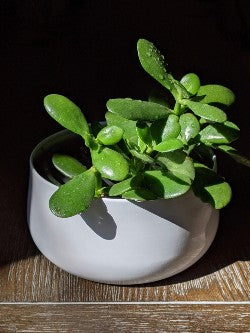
[144,170,190,199]
[91,147,129,181]
[180,73,200,95]
[179,113,200,142]
[122,188,157,201]
[107,98,171,121]
[151,114,181,144]
[109,176,142,197]
[154,138,184,153]
[197,84,235,106]
[182,100,227,123]
[49,169,96,217]
[199,121,240,144]
[97,125,124,145]
[156,151,195,182]
[44,94,89,137]
[52,154,87,178]
[192,163,232,209]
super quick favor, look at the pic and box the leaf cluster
[44,39,250,217]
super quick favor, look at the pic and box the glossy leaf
[181,100,227,123]
[151,114,181,144]
[137,39,173,91]
[49,169,96,217]
[97,125,124,145]
[107,98,171,121]
[109,176,142,197]
[192,163,232,209]
[91,147,129,181]
[52,154,87,178]
[144,170,190,199]
[44,94,89,137]
[180,73,200,95]
[130,149,154,163]
[197,85,235,106]
[179,113,200,142]
[217,145,250,168]
[105,112,138,144]
[136,121,152,146]
[199,121,240,144]
[157,151,195,183]
[154,138,184,152]
[122,188,157,201]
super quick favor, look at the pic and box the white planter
[28,130,219,285]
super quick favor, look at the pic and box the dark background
[0,0,250,280]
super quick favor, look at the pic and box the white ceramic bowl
[27,130,219,285]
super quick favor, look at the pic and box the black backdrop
[0,0,250,274]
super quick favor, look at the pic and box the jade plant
[44,38,250,218]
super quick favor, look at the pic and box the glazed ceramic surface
[27,131,219,285]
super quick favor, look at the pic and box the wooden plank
[0,304,249,333]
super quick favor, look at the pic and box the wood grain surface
[0,304,249,332]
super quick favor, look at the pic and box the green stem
[173,102,181,115]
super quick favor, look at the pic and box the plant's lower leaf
[144,170,191,199]
[49,169,96,217]
[217,145,250,168]
[106,98,171,121]
[199,121,240,145]
[122,188,157,201]
[182,100,227,123]
[197,85,235,106]
[109,176,142,196]
[91,147,129,181]
[52,154,87,178]
[154,138,184,152]
[192,163,232,209]
[156,151,195,183]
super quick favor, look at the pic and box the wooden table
[1,0,249,331]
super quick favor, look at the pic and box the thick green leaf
[192,163,232,209]
[154,138,184,152]
[217,145,250,168]
[137,39,174,91]
[179,113,200,142]
[180,73,200,95]
[107,98,171,121]
[97,125,124,145]
[105,112,138,144]
[199,121,240,144]
[44,94,89,137]
[151,114,181,144]
[197,85,235,106]
[144,170,190,199]
[49,169,96,217]
[130,149,154,163]
[156,151,195,183]
[91,147,129,181]
[136,121,152,146]
[122,188,157,201]
[52,154,87,178]
[181,100,227,123]
[109,176,142,196]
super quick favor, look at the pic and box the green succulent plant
[44,38,250,218]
